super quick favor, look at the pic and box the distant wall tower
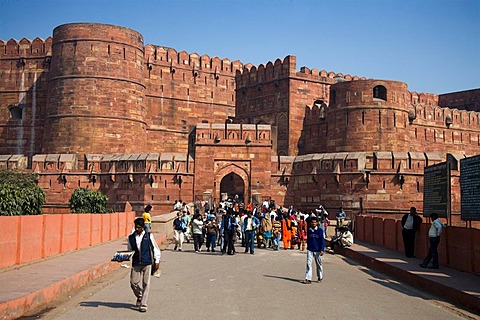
[43,23,147,158]
[325,79,411,152]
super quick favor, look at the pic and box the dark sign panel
[423,162,448,218]
[460,155,480,221]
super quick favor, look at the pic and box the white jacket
[428,219,445,237]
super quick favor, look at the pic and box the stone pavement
[0,235,479,319]
[337,241,480,315]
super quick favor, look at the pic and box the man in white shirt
[328,226,353,253]
[242,211,260,254]
[420,213,445,269]
[127,218,161,312]
[401,206,423,258]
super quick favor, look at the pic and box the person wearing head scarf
[260,213,273,248]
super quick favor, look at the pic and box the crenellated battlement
[303,82,480,129]
[0,37,52,57]
[300,79,480,156]
[144,44,242,76]
[195,123,272,145]
[29,153,189,175]
[293,152,367,173]
[0,22,478,217]
[296,67,366,83]
[236,56,296,86]
[410,92,438,106]
[236,55,368,88]
[412,104,480,130]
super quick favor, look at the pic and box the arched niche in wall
[277,113,288,140]
[373,85,387,101]
[314,99,327,120]
[9,105,23,120]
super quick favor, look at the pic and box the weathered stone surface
[0,23,479,222]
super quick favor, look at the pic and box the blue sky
[1,0,479,94]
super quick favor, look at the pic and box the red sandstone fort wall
[43,23,148,158]
[438,89,480,112]
[301,80,480,156]
[143,45,241,154]
[193,123,274,203]
[0,23,242,161]
[23,153,193,215]
[235,56,366,156]
[235,57,294,155]
[1,23,479,218]
[0,37,52,157]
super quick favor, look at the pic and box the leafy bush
[69,187,109,213]
[0,170,45,216]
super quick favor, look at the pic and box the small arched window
[373,85,387,101]
[9,105,22,120]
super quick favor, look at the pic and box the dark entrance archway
[220,172,245,203]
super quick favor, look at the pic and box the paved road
[37,242,472,320]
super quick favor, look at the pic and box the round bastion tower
[43,23,147,157]
[326,79,412,152]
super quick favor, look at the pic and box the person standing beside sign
[401,206,423,258]
[420,213,446,269]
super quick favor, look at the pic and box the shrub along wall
[0,212,135,268]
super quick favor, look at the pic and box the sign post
[460,155,480,222]
[423,162,449,219]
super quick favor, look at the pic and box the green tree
[0,170,45,216]
[69,187,109,213]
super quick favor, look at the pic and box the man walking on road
[127,217,161,312]
[173,212,185,251]
[302,216,325,284]
[220,209,237,255]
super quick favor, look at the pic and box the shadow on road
[354,264,428,300]
[263,274,302,283]
[79,301,135,309]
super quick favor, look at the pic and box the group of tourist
[127,201,447,313]
[128,200,357,313]
[170,200,352,256]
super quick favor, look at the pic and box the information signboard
[423,162,449,218]
[460,155,480,221]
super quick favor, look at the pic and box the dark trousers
[193,233,203,251]
[244,230,255,253]
[330,237,342,252]
[223,230,235,255]
[422,236,440,268]
[206,232,216,250]
[402,228,416,257]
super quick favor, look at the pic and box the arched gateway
[215,164,250,204]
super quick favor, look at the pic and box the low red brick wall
[0,212,135,269]
[355,215,480,275]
